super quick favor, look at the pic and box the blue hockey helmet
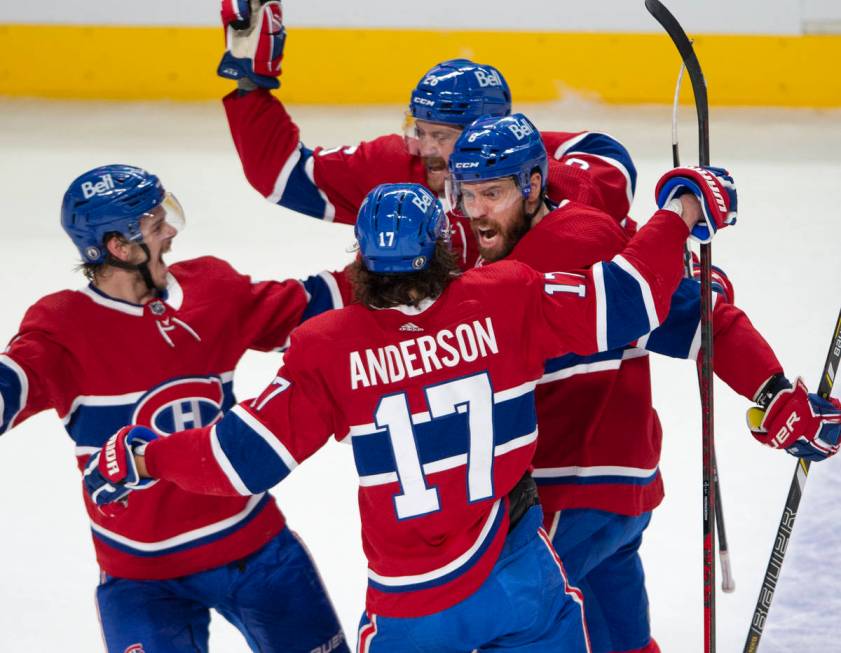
[447,113,548,208]
[409,59,512,127]
[355,183,447,273]
[61,164,183,264]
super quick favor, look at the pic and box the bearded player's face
[461,177,529,262]
[414,120,463,194]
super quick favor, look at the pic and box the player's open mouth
[423,157,447,173]
[476,226,499,248]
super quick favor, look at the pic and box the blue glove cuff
[656,176,714,243]
[217,52,281,90]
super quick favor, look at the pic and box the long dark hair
[349,240,461,309]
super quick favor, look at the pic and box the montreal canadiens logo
[132,376,225,435]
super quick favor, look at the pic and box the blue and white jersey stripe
[348,380,538,486]
[210,404,299,495]
[66,372,236,454]
[269,143,335,221]
[552,131,637,205]
[540,347,648,385]
[367,498,505,593]
[90,493,271,557]
[299,270,344,324]
[0,354,28,435]
[593,254,661,352]
[638,278,718,361]
[348,380,536,593]
[533,464,659,487]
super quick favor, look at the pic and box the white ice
[0,96,839,652]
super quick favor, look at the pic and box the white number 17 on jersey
[374,372,494,519]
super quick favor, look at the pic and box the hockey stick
[712,451,734,592]
[743,308,841,652]
[645,2,717,650]
[672,61,735,595]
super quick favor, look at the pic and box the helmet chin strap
[106,243,161,294]
[522,189,546,225]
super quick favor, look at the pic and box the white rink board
[0,0,811,34]
[0,97,840,651]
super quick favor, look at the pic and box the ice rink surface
[0,96,839,651]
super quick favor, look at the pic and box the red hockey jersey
[222,89,638,268]
[502,203,783,516]
[0,257,349,579]
[144,211,689,618]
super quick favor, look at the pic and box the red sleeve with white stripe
[144,332,335,496]
[524,209,689,359]
[224,89,424,224]
[541,130,637,226]
[0,303,71,435]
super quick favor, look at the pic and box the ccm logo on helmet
[413,97,435,106]
[81,174,115,199]
[455,162,480,169]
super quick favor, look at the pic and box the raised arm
[219,2,418,224]
[531,165,737,357]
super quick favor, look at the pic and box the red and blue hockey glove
[217,0,286,89]
[747,377,841,461]
[83,426,159,506]
[690,252,735,303]
[656,166,737,244]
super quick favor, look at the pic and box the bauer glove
[748,376,841,462]
[84,426,159,506]
[656,166,737,243]
[218,0,286,89]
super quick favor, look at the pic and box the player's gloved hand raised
[748,377,841,461]
[83,426,159,507]
[690,252,735,303]
[218,0,286,89]
[656,166,737,243]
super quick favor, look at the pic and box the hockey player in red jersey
[86,175,720,652]
[445,114,841,653]
[215,0,638,268]
[0,165,350,653]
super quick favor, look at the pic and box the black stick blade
[645,0,710,165]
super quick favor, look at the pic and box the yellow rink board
[1,24,840,106]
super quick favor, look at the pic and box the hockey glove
[747,377,841,461]
[690,252,735,304]
[656,166,737,244]
[84,426,159,506]
[218,0,286,89]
